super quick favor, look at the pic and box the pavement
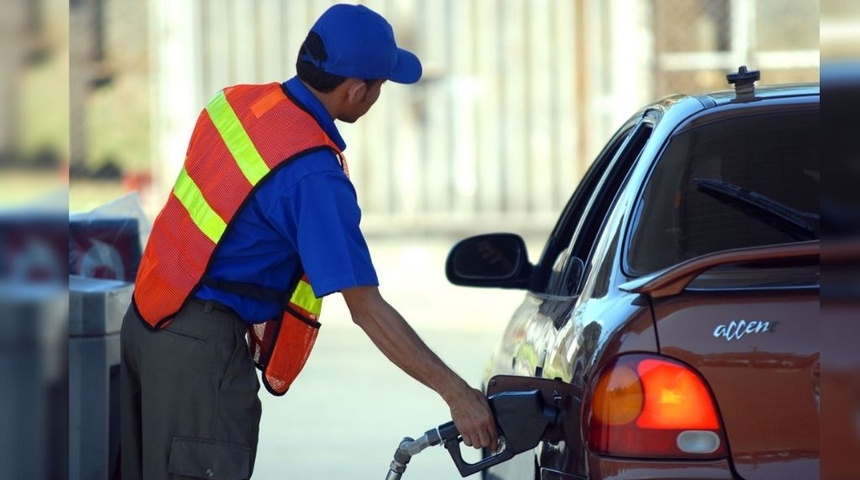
[253,234,545,479]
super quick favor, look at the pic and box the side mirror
[445,233,532,289]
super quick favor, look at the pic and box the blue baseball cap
[304,4,422,84]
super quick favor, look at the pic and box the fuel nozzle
[439,390,559,477]
[384,376,575,479]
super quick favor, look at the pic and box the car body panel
[582,455,735,480]
[654,288,819,480]
[451,79,820,480]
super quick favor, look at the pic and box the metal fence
[652,0,819,96]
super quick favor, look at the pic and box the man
[121,4,498,479]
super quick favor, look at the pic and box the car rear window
[627,108,819,275]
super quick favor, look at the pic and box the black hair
[296,32,381,93]
[296,32,347,93]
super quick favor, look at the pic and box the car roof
[701,83,820,105]
[642,82,819,137]
[649,83,819,116]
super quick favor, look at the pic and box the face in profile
[338,79,385,123]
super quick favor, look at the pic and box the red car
[447,67,820,480]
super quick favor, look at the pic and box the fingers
[487,426,500,453]
[483,421,499,453]
[465,424,498,451]
[449,387,500,450]
[476,428,491,450]
[464,408,498,449]
[460,431,488,449]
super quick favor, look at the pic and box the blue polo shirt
[193,77,379,323]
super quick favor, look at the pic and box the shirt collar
[283,76,347,151]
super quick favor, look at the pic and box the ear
[345,79,368,103]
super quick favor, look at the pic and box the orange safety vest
[132,82,346,396]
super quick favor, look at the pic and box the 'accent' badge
[713,320,776,341]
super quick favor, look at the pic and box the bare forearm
[342,286,467,401]
[341,285,499,450]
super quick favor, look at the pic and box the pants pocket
[167,437,252,480]
[160,325,208,345]
[218,324,257,393]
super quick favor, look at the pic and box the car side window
[535,122,637,294]
[537,117,653,296]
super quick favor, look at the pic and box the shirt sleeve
[266,153,379,298]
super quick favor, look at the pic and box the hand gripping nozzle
[438,389,560,477]
[384,376,576,479]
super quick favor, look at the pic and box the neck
[300,80,339,120]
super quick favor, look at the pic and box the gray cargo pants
[120,299,262,480]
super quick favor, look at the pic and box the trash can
[69,275,132,480]
[69,216,142,282]
[0,283,68,480]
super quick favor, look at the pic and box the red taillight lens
[587,355,726,459]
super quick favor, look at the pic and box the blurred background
[0,0,825,219]
[0,0,856,479]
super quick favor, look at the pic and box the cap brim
[387,48,422,84]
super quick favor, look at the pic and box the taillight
[587,354,726,459]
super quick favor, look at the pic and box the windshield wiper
[694,178,819,241]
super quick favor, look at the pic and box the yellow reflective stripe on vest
[206,90,270,185]
[290,279,322,316]
[173,166,227,244]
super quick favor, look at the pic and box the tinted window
[535,122,638,293]
[542,121,652,296]
[627,109,819,275]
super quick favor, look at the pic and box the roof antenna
[727,65,760,99]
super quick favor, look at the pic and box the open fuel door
[486,375,580,447]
